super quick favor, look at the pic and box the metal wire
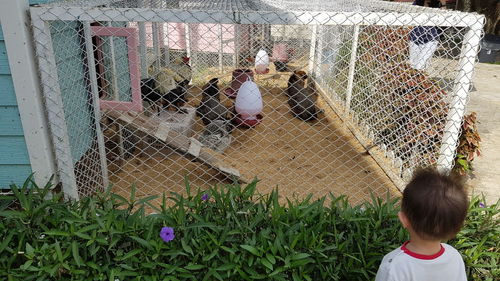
[30,0,484,203]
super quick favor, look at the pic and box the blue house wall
[1,0,133,188]
[0,0,63,188]
[0,22,33,188]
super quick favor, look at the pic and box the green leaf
[130,236,153,250]
[87,261,99,270]
[181,239,194,256]
[261,258,273,271]
[220,246,236,254]
[72,241,83,267]
[44,230,70,237]
[291,253,310,260]
[0,232,14,254]
[20,260,33,271]
[266,253,276,264]
[54,241,63,263]
[184,264,205,270]
[75,232,92,240]
[25,242,34,258]
[215,264,235,271]
[202,250,218,262]
[241,245,261,256]
[117,249,143,261]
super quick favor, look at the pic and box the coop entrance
[30,0,483,202]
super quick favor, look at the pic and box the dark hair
[401,167,468,240]
[414,0,441,8]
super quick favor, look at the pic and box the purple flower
[479,202,485,208]
[160,227,175,242]
[201,193,209,201]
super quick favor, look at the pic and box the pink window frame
[90,26,142,112]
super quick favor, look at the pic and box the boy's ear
[398,211,410,229]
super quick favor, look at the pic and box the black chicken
[196,78,230,126]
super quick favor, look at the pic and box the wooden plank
[0,75,17,106]
[104,110,248,182]
[0,136,30,165]
[0,164,32,189]
[0,106,24,135]
[30,9,79,200]
[0,41,11,74]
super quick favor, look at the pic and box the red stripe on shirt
[401,241,445,260]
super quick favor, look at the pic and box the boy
[375,168,468,281]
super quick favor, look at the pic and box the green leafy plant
[450,196,500,280]
[454,112,481,175]
[1,177,498,280]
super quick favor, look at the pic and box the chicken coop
[28,0,484,203]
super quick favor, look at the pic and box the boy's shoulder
[377,243,466,281]
[380,244,407,266]
[384,242,462,265]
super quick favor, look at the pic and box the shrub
[454,112,481,175]
[0,177,498,280]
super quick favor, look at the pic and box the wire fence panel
[30,0,484,204]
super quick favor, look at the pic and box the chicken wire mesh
[29,0,484,203]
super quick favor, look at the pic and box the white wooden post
[184,24,192,63]
[152,22,161,68]
[29,11,79,200]
[136,0,147,77]
[437,18,484,171]
[83,23,110,189]
[314,25,325,80]
[138,22,147,77]
[219,24,224,73]
[345,25,360,113]
[233,24,238,67]
[163,23,170,64]
[308,25,319,74]
[0,0,57,188]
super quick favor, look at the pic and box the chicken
[141,77,163,114]
[168,56,192,85]
[144,57,192,113]
[196,78,230,126]
[199,119,232,153]
[286,71,320,121]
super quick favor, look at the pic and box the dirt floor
[107,64,400,206]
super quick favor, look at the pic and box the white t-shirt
[375,241,467,281]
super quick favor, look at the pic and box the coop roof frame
[30,5,483,28]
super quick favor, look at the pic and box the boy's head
[400,167,468,240]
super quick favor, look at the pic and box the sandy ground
[466,62,500,204]
[106,65,400,206]
[102,62,500,208]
